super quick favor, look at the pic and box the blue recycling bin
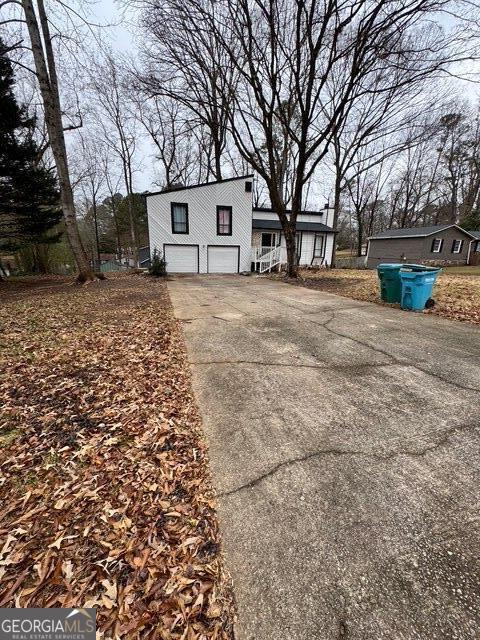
[399,265,442,311]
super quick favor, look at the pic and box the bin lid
[377,263,404,270]
[400,264,442,272]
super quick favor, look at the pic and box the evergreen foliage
[149,248,167,276]
[0,39,62,252]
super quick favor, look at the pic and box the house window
[217,206,232,235]
[314,233,324,258]
[475,240,480,253]
[431,238,443,253]
[261,232,276,248]
[171,203,189,234]
[451,239,463,254]
[245,181,252,193]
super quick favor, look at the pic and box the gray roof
[144,174,254,197]
[369,224,477,240]
[252,219,334,233]
[253,206,326,217]
[468,230,480,239]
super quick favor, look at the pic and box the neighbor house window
[217,206,232,235]
[475,240,480,253]
[451,239,463,253]
[314,233,324,258]
[431,238,443,253]
[171,203,189,234]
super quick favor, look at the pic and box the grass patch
[443,265,480,276]
[0,428,20,446]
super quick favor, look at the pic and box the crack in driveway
[218,421,480,499]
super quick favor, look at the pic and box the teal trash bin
[376,264,404,303]
[399,265,442,312]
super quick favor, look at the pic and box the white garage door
[208,246,239,273]
[164,245,198,273]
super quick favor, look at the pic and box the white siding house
[147,175,253,273]
[146,175,336,273]
[252,207,335,267]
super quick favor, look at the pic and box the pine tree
[0,39,62,253]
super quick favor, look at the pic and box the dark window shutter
[431,239,436,252]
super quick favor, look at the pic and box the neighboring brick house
[366,224,479,269]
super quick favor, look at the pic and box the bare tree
[135,0,236,180]
[101,154,124,260]
[77,137,106,269]
[11,0,95,280]
[346,152,393,255]
[326,55,448,264]
[459,110,480,225]
[133,94,198,187]
[90,54,139,266]
[164,0,475,276]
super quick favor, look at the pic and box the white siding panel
[208,246,239,273]
[164,245,198,273]
[147,178,252,274]
[252,211,281,221]
[299,232,314,265]
[324,233,334,266]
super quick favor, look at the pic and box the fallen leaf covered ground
[275,268,480,324]
[0,274,234,638]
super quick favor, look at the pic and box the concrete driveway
[168,275,480,640]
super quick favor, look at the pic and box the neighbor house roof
[369,224,477,240]
[469,230,480,239]
[252,219,335,233]
[144,174,254,197]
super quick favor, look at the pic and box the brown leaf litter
[0,273,235,638]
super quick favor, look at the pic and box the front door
[261,232,277,249]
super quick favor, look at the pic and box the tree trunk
[356,220,364,257]
[126,194,139,267]
[284,224,297,278]
[34,244,49,273]
[22,0,95,282]
[110,198,122,260]
[330,171,342,268]
[213,135,223,180]
[92,191,101,270]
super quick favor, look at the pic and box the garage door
[164,245,198,273]
[207,245,239,273]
